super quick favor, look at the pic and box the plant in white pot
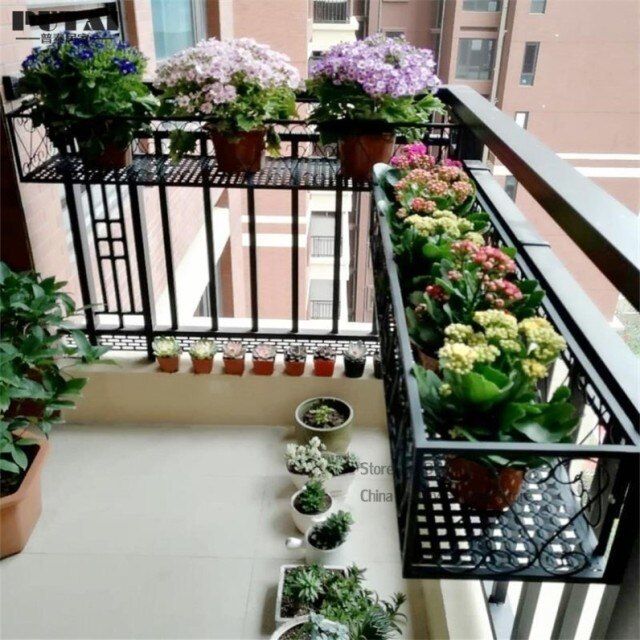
[285,437,359,499]
[291,480,332,534]
[286,510,353,566]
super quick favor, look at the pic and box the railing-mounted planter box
[370,168,640,583]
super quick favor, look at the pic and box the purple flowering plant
[20,32,157,159]
[307,35,444,140]
[155,38,300,158]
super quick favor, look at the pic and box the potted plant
[274,564,407,637]
[284,344,307,376]
[189,339,216,374]
[286,437,360,498]
[222,340,246,375]
[20,32,157,169]
[294,398,354,453]
[152,336,181,373]
[307,34,442,181]
[286,510,354,566]
[155,37,300,171]
[313,345,336,377]
[0,262,107,557]
[414,310,578,511]
[271,614,348,640]
[253,342,277,376]
[343,341,367,378]
[290,480,332,533]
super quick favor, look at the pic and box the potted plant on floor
[156,38,300,171]
[286,510,354,566]
[307,34,442,181]
[313,346,336,377]
[271,613,348,640]
[343,341,367,378]
[253,342,277,376]
[222,340,246,375]
[294,398,354,453]
[153,336,181,373]
[0,262,107,557]
[414,310,579,511]
[20,32,157,169]
[284,344,307,376]
[189,339,216,374]
[290,480,332,533]
[286,437,360,498]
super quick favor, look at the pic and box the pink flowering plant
[307,35,443,140]
[155,38,300,158]
[413,311,577,469]
[407,241,544,354]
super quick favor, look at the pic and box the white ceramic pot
[285,527,348,567]
[290,489,332,534]
[270,616,308,640]
[287,468,357,500]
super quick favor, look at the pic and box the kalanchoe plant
[252,342,276,360]
[155,37,300,158]
[222,341,245,359]
[307,35,443,140]
[296,480,331,515]
[0,262,108,479]
[188,339,216,360]
[414,310,578,468]
[20,32,157,160]
[309,510,354,550]
[152,336,181,358]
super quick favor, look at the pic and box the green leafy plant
[0,262,108,478]
[308,510,354,550]
[303,403,345,429]
[296,480,330,515]
[20,32,157,159]
[152,336,181,358]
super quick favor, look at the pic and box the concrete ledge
[65,354,386,428]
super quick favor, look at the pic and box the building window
[504,175,518,200]
[530,0,547,13]
[462,0,502,11]
[309,280,334,319]
[151,0,198,60]
[456,38,496,80]
[520,42,540,85]
[515,111,529,128]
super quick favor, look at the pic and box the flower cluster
[518,317,567,363]
[403,209,484,245]
[285,437,360,478]
[390,143,436,170]
[309,34,439,98]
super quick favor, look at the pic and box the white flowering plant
[155,37,300,158]
[414,311,578,468]
[285,436,360,477]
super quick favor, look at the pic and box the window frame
[520,42,540,86]
[455,37,497,80]
[462,0,502,11]
[530,0,547,14]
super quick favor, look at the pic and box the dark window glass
[531,0,547,13]
[456,38,496,80]
[462,0,502,10]
[504,176,518,200]
[520,42,539,85]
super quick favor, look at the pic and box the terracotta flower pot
[157,355,180,373]
[253,359,275,376]
[210,129,265,173]
[82,144,132,170]
[1,439,49,558]
[313,357,335,377]
[191,357,213,374]
[446,456,524,512]
[223,357,245,375]
[284,360,306,376]
[338,132,396,181]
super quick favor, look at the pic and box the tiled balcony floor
[1,424,427,639]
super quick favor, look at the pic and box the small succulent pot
[446,457,525,512]
[222,341,246,375]
[313,345,336,377]
[189,339,217,375]
[152,336,181,373]
[284,344,307,376]
[343,340,367,378]
[286,524,348,567]
[252,342,276,376]
[290,487,333,534]
[294,397,354,453]
[210,128,266,173]
[373,352,383,379]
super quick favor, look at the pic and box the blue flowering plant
[20,32,157,161]
[307,34,444,141]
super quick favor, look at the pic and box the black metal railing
[313,0,351,23]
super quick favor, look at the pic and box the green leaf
[458,372,503,405]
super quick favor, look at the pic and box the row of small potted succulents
[269,400,407,639]
[21,32,441,178]
[376,143,580,511]
[0,263,108,557]
[152,337,371,378]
